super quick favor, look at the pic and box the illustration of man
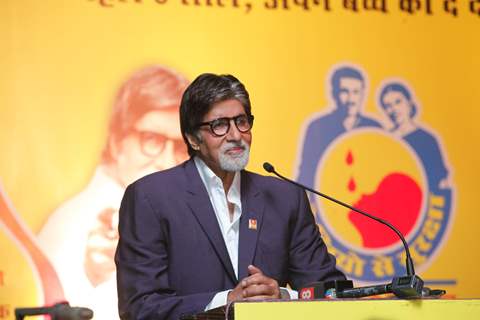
[37,65,189,319]
[296,65,381,189]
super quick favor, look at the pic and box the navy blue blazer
[115,158,345,320]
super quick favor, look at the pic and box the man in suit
[115,73,345,320]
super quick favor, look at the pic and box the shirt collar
[193,156,241,206]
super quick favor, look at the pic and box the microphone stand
[263,162,424,299]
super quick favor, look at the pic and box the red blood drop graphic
[348,173,422,248]
[348,177,356,192]
[346,150,354,166]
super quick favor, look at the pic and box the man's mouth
[225,146,245,156]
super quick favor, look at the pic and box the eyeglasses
[197,114,254,137]
[132,129,187,159]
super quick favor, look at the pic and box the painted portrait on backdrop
[37,65,190,319]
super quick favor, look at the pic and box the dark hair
[379,82,418,119]
[179,73,251,156]
[102,65,189,164]
[331,66,365,98]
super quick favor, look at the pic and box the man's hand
[227,265,281,303]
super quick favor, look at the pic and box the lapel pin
[248,218,257,230]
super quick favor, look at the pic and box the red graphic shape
[0,187,64,304]
[346,150,354,166]
[348,176,356,192]
[348,173,422,248]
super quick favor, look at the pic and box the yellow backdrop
[1,0,479,319]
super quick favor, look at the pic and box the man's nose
[346,91,354,102]
[154,140,177,169]
[226,120,242,141]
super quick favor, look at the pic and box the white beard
[218,140,250,172]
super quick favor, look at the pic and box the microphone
[15,302,94,320]
[263,162,424,299]
[336,283,391,298]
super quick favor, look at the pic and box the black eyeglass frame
[130,129,186,159]
[196,114,254,137]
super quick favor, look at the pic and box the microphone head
[76,307,94,320]
[263,162,275,173]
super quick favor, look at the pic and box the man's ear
[186,133,201,151]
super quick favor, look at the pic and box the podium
[184,298,480,319]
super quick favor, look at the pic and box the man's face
[194,99,252,176]
[112,109,188,187]
[336,77,365,117]
[382,91,412,126]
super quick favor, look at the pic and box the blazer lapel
[238,171,265,281]
[183,159,237,284]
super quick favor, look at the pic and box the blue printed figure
[296,66,381,188]
[378,82,451,191]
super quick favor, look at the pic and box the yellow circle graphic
[316,128,426,252]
